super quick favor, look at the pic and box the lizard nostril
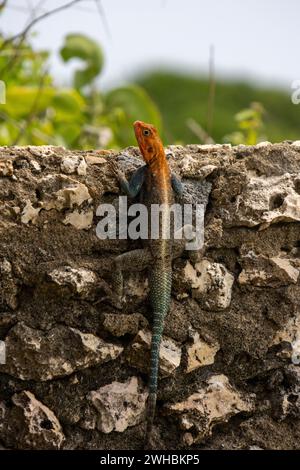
[147,147,153,153]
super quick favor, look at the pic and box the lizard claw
[107,158,118,175]
[110,296,123,310]
[107,158,125,181]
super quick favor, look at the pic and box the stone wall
[0,142,300,450]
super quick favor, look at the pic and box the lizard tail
[144,316,163,447]
[144,265,172,447]
[145,392,157,447]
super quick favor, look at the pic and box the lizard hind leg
[110,248,152,309]
[173,224,204,262]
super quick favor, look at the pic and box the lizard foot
[94,295,123,310]
[94,279,123,310]
[107,158,126,181]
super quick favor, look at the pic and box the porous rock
[272,314,300,364]
[186,330,220,373]
[126,329,182,376]
[48,266,98,299]
[0,158,13,176]
[165,374,254,445]
[0,322,123,381]
[239,252,299,287]
[0,142,300,450]
[89,376,148,433]
[0,258,18,309]
[183,259,234,310]
[0,391,65,449]
[61,155,87,176]
[21,200,41,224]
[102,313,148,337]
[63,208,94,229]
[220,173,300,230]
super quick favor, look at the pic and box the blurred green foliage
[224,102,266,145]
[60,33,104,89]
[137,71,299,144]
[0,19,298,149]
[0,33,161,149]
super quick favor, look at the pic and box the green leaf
[105,84,162,146]
[235,109,254,121]
[5,86,54,117]
[51,89,86,121]
[54,121,82,147]
[60,34,104,88]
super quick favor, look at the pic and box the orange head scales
[134,121,166,169]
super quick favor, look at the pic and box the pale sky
[1,0,299,90]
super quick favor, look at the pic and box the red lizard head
[134,121,166,166]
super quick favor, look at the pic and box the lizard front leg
[107,159,149,307]
[108,158,146,198]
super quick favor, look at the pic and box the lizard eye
[143,129,151,136]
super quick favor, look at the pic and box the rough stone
[0,258,18,310]
[186,330,220,373]
[0,143,299,450]
[32,175,93,221]
[43,181,92,211]
[0,322,123,381]
[63,208,94,230]
[272,314,300,364]
[169,147,228,180]
[183,259,234,310]
[223,173,300,230]
[0,339,5,365]
[61,155,87,176]
[48,266,98,298]
[268,366,300,421]
[0,158,13,176]
[165,374,254,445]
[239,252,299,287]
[0,391,65,449]
[30,160,41,172]
[126,329,182,376]
[89,377,148,433]
[102,313,148,337]
[21,200,41,224]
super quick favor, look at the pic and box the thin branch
[0,109,56,145]
[3,4,29,13]
[0,49,33,56]
[29,0,48,18]
[12,70,48,145]
[0,0,85,50]
[206,44,216,137]
[187,118,215,145]
[0,0,8,12]
[4,1,45,13]
[26,0,35,15]
[73,4,95,12]
[22,0,48,43]
[94,0,112,40]
[0,0,88,76]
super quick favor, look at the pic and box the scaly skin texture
[109,121,190,447]
[134,121,174,446]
